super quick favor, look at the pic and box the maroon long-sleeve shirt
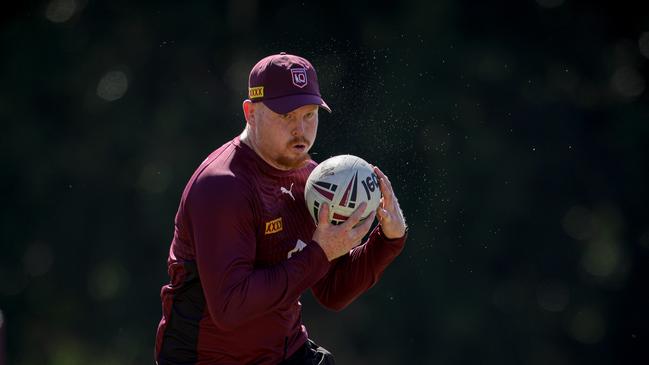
[155,136,406,364]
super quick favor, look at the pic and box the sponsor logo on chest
[264,217,283,235]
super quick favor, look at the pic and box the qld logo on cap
[290,68,308,88]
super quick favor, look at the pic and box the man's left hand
[373,166,407,239]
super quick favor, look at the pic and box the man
[155,52,407,365]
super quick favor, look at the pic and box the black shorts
[280,339,336,365]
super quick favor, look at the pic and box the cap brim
[262,94,331,114]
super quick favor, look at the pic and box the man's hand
[373,166,407,239]
[312,202,376,261]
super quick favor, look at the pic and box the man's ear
[242,100,255,127]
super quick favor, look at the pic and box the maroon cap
[248,52,331,114]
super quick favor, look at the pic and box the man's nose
[292,119,305,136]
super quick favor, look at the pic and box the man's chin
[276,152,311,170]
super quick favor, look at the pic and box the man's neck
[239,129,291,171]
[239,128,253,149]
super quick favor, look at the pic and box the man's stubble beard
[276,152,311,170]
[275,137,312,170]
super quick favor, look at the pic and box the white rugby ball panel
[305,155,381,225]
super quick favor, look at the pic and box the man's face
[250,102,319,170]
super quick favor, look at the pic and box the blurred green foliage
[1,0,648,364]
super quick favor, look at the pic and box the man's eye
[305,112,314,118]
[280,113,290,119]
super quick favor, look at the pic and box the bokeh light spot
[536,282,570,312]
[23,242,54,277]
[45,0,77,23]
[137,161,172,194]
[50,337,86,365]
[611,66,645,98]
[639,32,649,60]
[581,240,620,277]
[96,71,129,101]
[225,58,252,94]
[87,262,128,300]
[562,206,595,241]
[569,308,606,344]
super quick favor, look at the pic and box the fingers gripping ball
[305,155,381,225]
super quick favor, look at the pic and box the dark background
[1,0,648,364]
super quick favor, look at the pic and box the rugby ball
[305,155,381,225]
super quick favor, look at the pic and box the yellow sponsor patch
[249,86,264,99]
[264,217,283,235]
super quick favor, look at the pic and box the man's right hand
[312,202,376,261]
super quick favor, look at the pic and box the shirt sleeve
[310,225,407,311]
[188,174,331,331]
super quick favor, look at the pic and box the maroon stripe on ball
[332,213,349,221]
[313,185,334,200]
